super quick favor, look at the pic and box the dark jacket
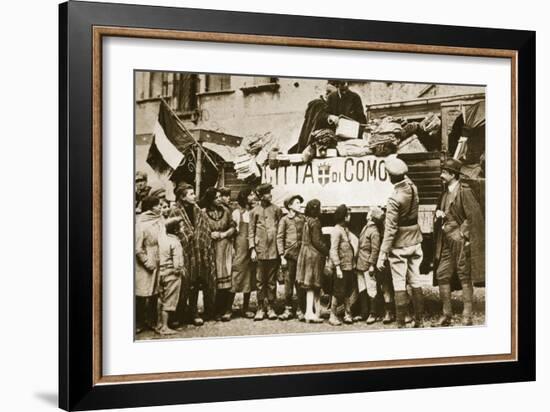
[433,180,485,286]
[325,90,367,125]
[277,213,305,260]
[289,97,331,154]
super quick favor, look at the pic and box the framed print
[59,1,535,410]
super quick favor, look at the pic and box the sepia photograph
[134,71,486,340]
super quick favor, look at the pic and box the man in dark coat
[433,159,485,326]
[325,81,367,134]
[289,81,336,154]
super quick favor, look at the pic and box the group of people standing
[135,155,483,336]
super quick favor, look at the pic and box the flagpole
[160,98,218,171]
[195,145,203,199]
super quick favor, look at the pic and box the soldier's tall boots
[394,291,409,328]
[461,281,474,326]
[404,292,413,324]
[411,287,425,328]
[437,284,453,326]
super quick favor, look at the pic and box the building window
[241,77,279,95]
[252,76,277,86]
[174,73,198,113]
[205,74,231,92]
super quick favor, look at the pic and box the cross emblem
[318,163,331,186]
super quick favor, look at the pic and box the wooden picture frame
[59,1,535,410]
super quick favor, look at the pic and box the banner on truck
[262,155,395,209]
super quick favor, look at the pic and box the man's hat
[334,204,350,223]
[149,187,166,199]
[284,194,304,209]
[442,158,463,175]
[384,157,408,176]
[368,206,384,221]
[255,183,273,197]
[135,171,147,182]
[218,186,231,197]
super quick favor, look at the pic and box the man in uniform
[249,183,282,321]
[377,157,425,328]
[433,158,485,326]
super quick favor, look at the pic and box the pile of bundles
[366,113,441,156]
[303,128,339,161]
[232,132,274,182]
[234,153,261,182]
[366,117,402,156]
[240,131,273,156]
[336,138,371,157]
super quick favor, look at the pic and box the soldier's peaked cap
[384,157,408,176]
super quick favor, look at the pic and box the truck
[252,93,485,273]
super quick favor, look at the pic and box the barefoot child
[156,218,184,335]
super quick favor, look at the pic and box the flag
[146,101,193,175]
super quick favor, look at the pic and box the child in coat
[156,218,184,335]
[356,207,395,324]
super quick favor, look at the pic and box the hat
[284,194,304,209]
[135,171,147,182]
[255,183,273,197]
[149,187,166,199]
[218,187,231,197]
[334,204,350,224]
[442,158,463,175]
[368,206,384,221]
[384,157,408,176]
[304,199,321,218]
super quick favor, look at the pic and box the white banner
[262,155,394,209]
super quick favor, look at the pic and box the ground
[137,273,485,340]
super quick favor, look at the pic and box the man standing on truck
[249,183,283,321]
[377,157,425,328]
[325,80,367,132]
[433,158,485,326]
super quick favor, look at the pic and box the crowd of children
[135,172,403,336]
